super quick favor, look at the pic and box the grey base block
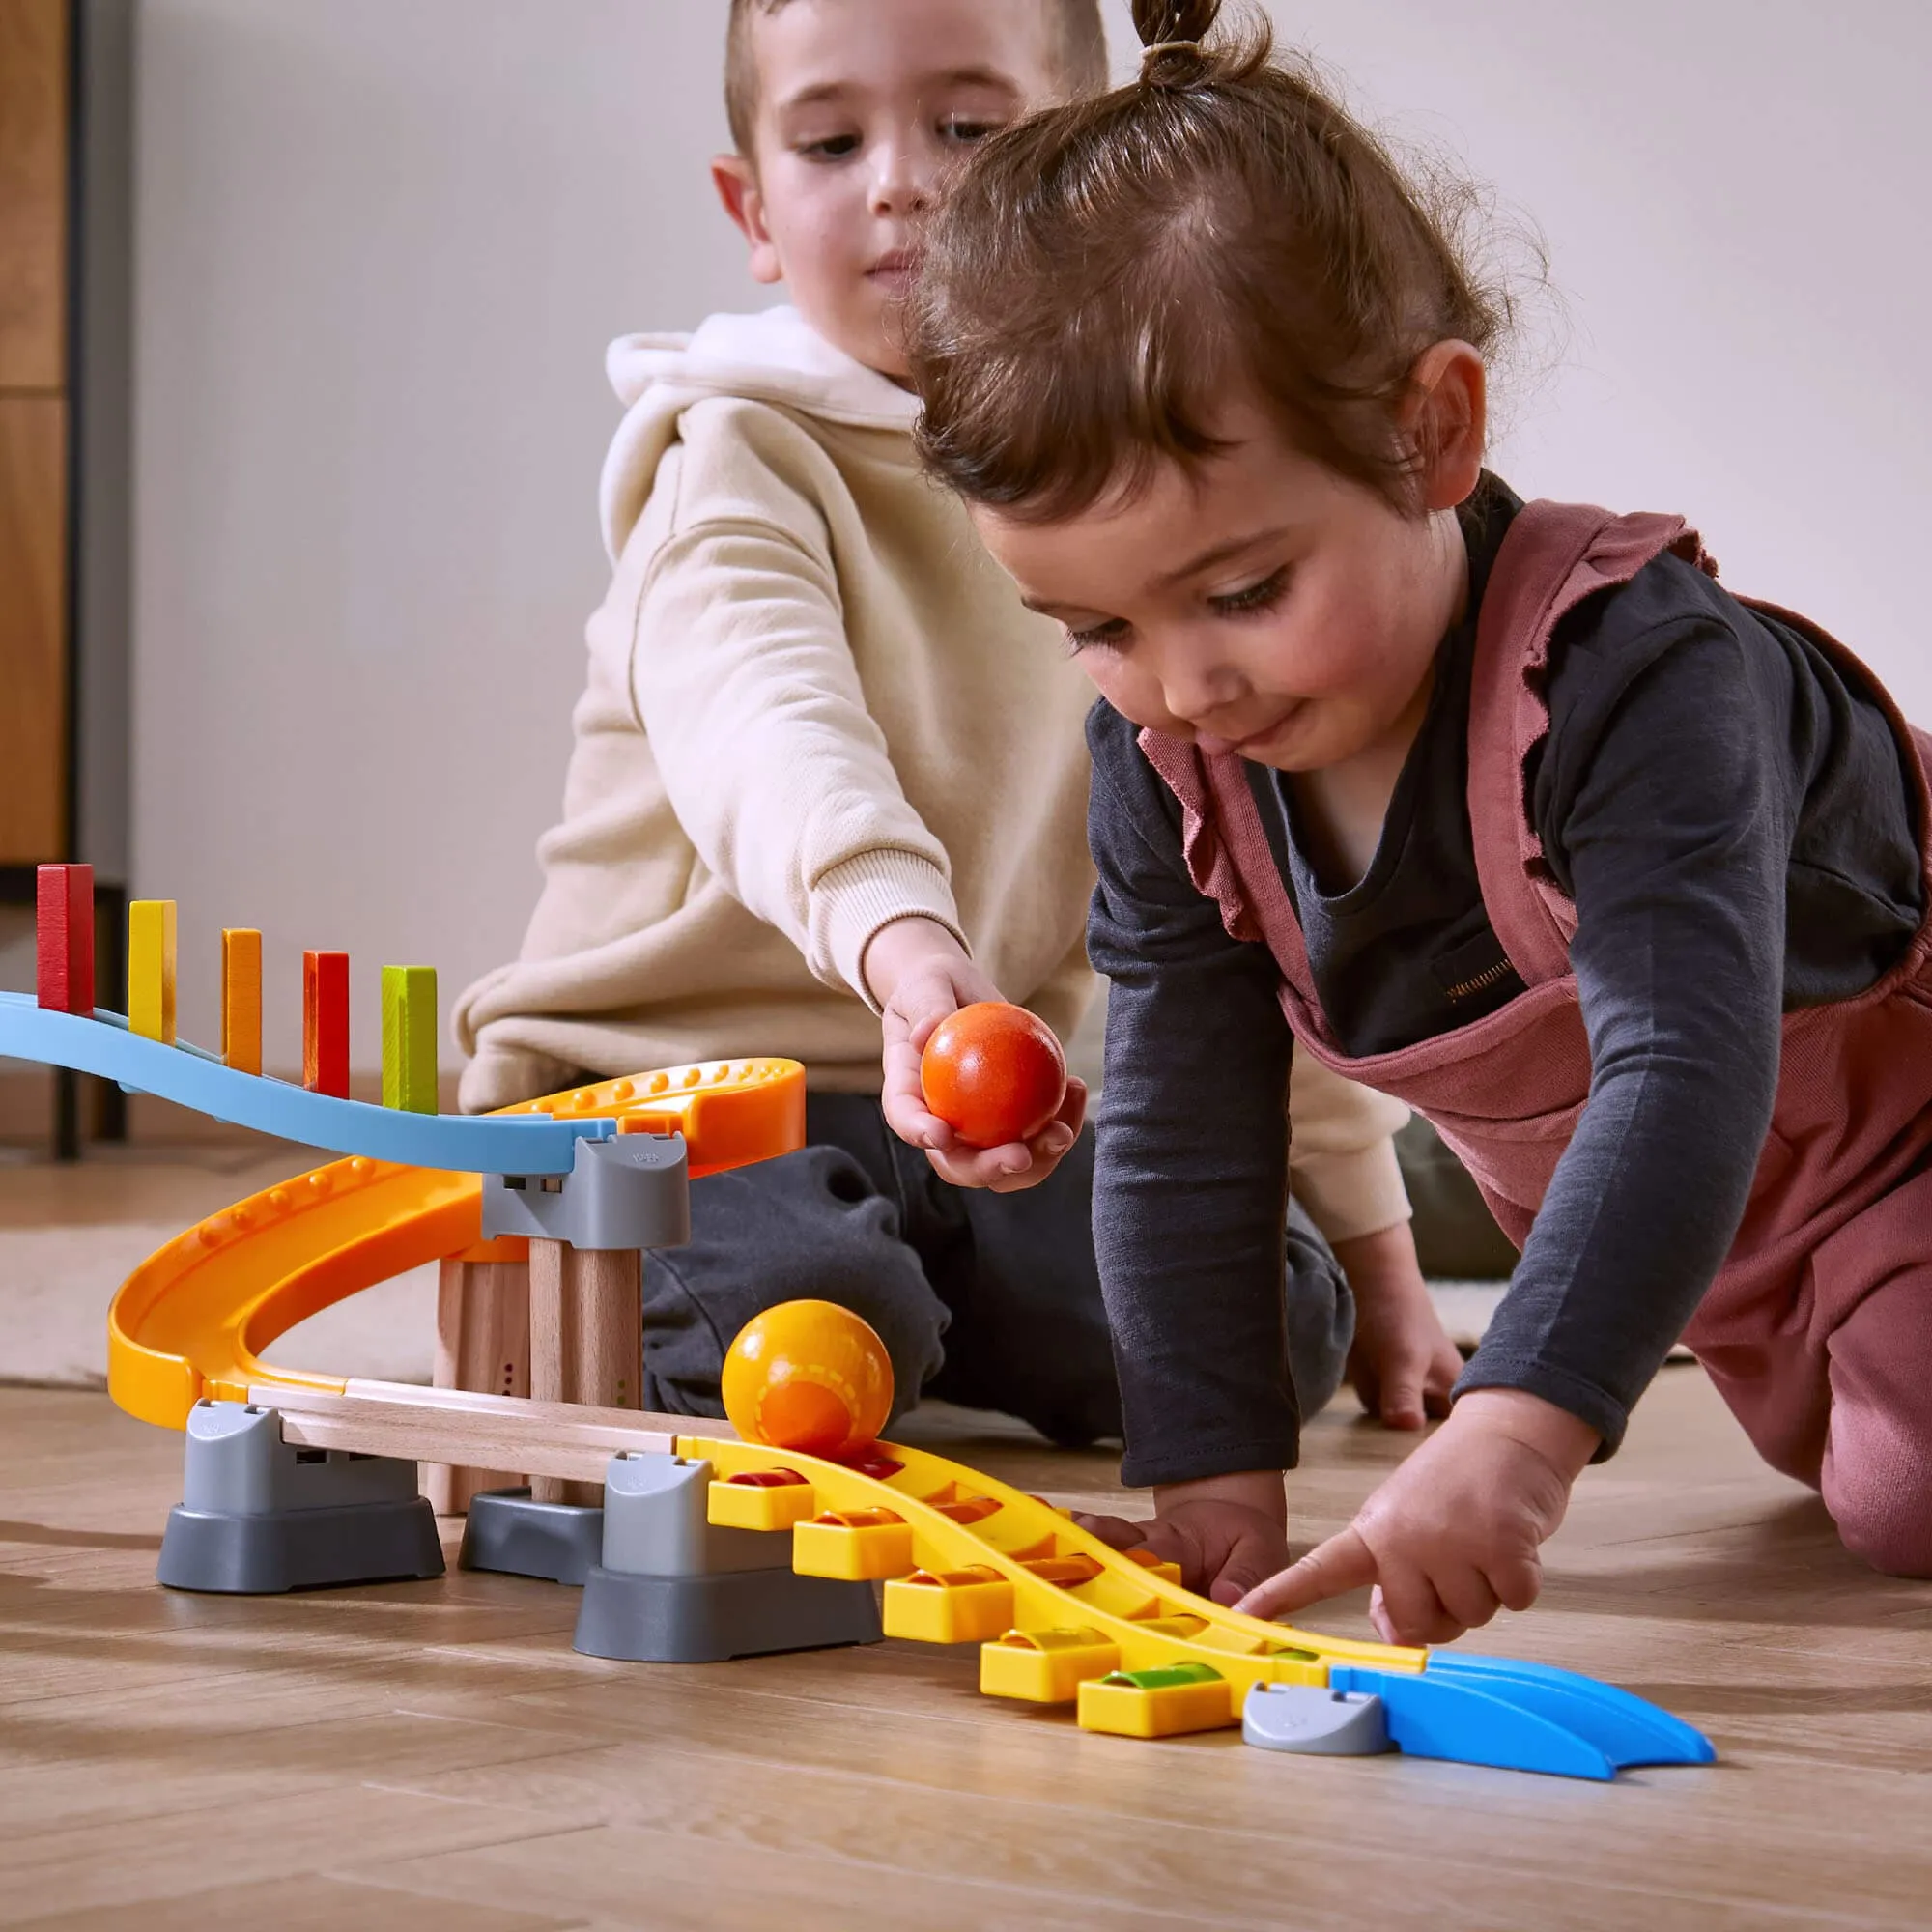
[157,1498,445,1595]
[574,1564,883,1662]
[459,1488,605,1586]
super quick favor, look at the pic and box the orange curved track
[107,1060,806,1431]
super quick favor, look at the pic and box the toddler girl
[895,0,1932,1644]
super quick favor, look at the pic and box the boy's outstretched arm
[866,915,1086,1193]
[1236,1389,1599,1645]
[631,409,969,1004]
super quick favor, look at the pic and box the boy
[455,0,1446,1474]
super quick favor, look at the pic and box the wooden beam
[249,1378,695,1488]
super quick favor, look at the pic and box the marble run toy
[2,866,1717,1781]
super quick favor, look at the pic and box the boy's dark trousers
[638,1091,1353,1447]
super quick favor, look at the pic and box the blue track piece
[1328,1666,1619,1780]
[1422,1653,1716,1768]
[0,994,612,1175]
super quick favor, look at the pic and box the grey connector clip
[1242,1682,1391,1756]
[481,1127,692,1252]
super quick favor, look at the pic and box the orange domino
[221,930,263,1075]
[302,951,349,1098]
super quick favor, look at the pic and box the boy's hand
[1234,1390,1599,1646]
[1077,1469,1290,1607]
[867,916,1085,1193]
[1331,1223,1463,1431]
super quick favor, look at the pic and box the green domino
[381,965,439,1114]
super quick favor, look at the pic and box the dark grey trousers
[638,1091,1352,1447]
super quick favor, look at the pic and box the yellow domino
[882,1567,1015,1645]
[221,929,262,1074]
[1077,1663,1236,1739]
[790,1508,916,1581]
[381,964,439,1113]
[980,1627,1121,1704]
[708,1474,817,1532]
[128,901,178,1045]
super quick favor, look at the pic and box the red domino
[36,865,95,1016]
[303,951,350,1098]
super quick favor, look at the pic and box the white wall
[1276,0,1930,718]
[128,0,1931,1069]
[131,0,759,1065]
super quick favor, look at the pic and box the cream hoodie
[454,307,1411,1240]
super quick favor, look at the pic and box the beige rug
[0,1223,440,1388]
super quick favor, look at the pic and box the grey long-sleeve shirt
[1088,481,1922,1488]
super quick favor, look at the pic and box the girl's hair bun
[1132,0,1222,86]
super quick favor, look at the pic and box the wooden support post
[381,964,438,1113]
[528,1238,643,1507]
[221,928,262,1074]
[128,899,177,1044]
[35,864,94,1014]
[302,949,349,1097]
[423,1249,532,1515]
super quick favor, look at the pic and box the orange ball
[920,1002,1067,1149]
[721,1299,895,1462]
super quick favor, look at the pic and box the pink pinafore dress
[1141,502,1932,1573]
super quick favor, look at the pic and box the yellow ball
[722,1299,895,1462]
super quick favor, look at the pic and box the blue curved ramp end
[1423,1652,1716,1767]
[0,994,609,1175]
[1329,1665,1619,1780]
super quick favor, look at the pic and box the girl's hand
[1331,1223,1463,1430]
[1078,1469,1290,1606]
[1234,1390,1598,1646]
[866,916,1086,1193]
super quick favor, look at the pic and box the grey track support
[458,1453,788,1586]
[481,1130,692,1252]
[1242,1683,1392,1756]
[575,1566,883,1662]
[157,1401,443,1594]
[572,1450,881,1662]
[459,1489,606,1586]
[601,1454,791,1577]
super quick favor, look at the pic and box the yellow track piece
[690,1432,1424,1731]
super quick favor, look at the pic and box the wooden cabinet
[0,0,71,865]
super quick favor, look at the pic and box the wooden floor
[2,1365,1930,1930]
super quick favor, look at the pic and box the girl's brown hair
[909,0,1530,522]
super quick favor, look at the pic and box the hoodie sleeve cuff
[1288,1134,1414,1244]
[813,850,967,1011]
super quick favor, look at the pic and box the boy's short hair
[724,0,1110,157]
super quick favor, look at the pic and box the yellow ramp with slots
[689,1431,1426,1735]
